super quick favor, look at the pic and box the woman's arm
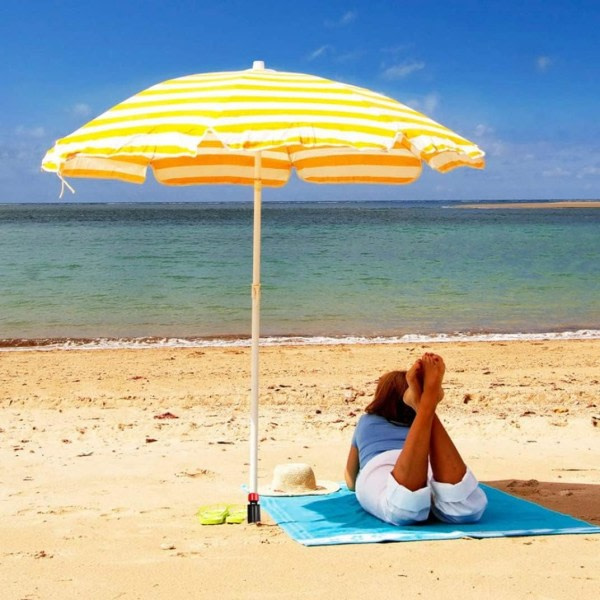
[345,445,360,491]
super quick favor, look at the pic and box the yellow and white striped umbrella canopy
[42,62,484,187]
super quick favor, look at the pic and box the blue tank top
[351,413,409,469]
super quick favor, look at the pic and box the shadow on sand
[485,479,600,525]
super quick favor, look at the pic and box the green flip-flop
[225,504,246,524]
[197,504,229,525]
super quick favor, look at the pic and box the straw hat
[259,463,340,496]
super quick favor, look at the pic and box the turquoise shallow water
[0,201,599,346]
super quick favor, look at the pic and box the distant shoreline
[2,200,600,208]
[456,201,600,209]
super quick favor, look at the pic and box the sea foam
[2,329,599,351]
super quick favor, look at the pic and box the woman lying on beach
[345,353,488,525]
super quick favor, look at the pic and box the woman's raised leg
[391,355,442,491]
[429,416,467,484]
[425,355,487,523]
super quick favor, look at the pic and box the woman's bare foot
[421,353,445,408]
[403,359,423,410]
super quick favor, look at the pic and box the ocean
[1,201,599,349]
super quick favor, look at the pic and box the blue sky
[1,0,598,203]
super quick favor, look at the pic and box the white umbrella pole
[247,150,262,523]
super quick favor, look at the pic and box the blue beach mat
[260,484,600,546]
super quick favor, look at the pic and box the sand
[1,339,599,599]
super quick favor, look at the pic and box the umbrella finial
[252,60,265,70]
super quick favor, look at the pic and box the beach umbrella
[41,60,485,523]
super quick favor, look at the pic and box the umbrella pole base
[247,493,261,524]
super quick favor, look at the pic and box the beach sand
[1,340,599,599]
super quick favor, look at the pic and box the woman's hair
[364,370,416,426]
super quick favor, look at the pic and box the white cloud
[15,125,46,138]
[485,141,506,157]
[307,46,363,64]
[469,123,505,156]
[381,60,425,80]
[484,141,600,195]
[72,103,92,117]
[307,45,333,61]
[340,11,356,25]
[422,93,439,115]
[381,44,412,56]
[405,92,439,116]
[326,11,357,27]
[576,165,600,178]
[536,55,553,72]
[334,50,364,63]
[474,123,495,137]
[0,127,52,187]
[542,166,571,177]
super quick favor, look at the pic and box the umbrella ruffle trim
[43,126,484,171]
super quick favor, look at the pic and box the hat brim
[258,479,340,497]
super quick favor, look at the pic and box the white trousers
[355,449,488,526]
